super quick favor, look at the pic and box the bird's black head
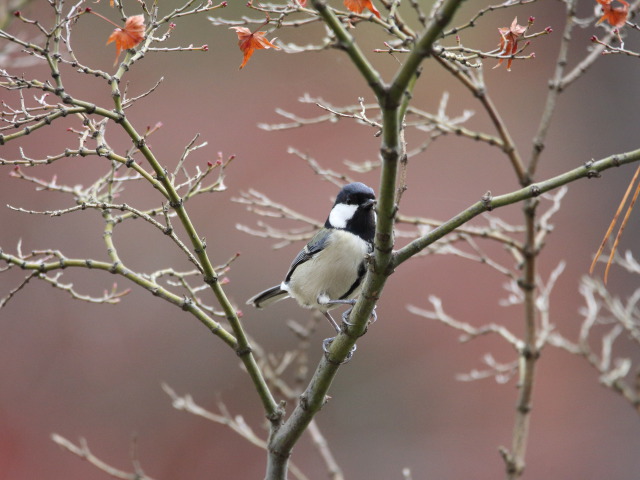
[325,182,376,242]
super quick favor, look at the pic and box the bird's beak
[364,199,376,209]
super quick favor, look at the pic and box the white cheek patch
[328,203,357,229]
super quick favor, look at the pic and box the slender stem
[1,0,281,435]
[433,54,527,184]
[528,0,577,177]
[505,197,537,479]
[116,116,280,419]
[86,9,123,29]
[0,251,236,347]
[307,420,344,480]
[266,3,468,478]
[560,0,640,89]
[393,148,640,267]
[508,6,578,472]
[388,0,465,107]
[266,358,341,479]
[0,107,87,143]
[310,0,386,99]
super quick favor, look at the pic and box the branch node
[266,401,286,424]
[181,296,192,311]
[203,275,218,285]
[517,277,535,291]
[267,445,291,460]
[481,190,493,210]
[168,198,183,209]
[235,345,253,357]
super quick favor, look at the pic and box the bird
[247,182,377,334]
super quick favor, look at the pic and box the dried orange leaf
[344,0,381,18]
[494,17,527,71]
[230,26,279,70]
[107,14,145,65]
[590,164,640,283]
[596,0,629,27]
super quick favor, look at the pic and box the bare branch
[51,434,155,480]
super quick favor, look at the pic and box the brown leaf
[494,17,527,71]
[596,0,629,27]
[590,164,640,283]
[230,26,279,70]
[107,14,145,65]
[344,0,381,18]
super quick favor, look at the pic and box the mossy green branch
[267,3,468,476]
[0,107,86,144]
[1,4,280,423]
[115,116,280,418]
[0,250,236,347]
[310,0,386,100]
[388,0,466,107]
[393,149,640,267]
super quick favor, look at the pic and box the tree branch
[393,149,640,267]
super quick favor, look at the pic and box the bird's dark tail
[247,285,289,309]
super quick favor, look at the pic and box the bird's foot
[342,305,377,330]
[322,337,357,365]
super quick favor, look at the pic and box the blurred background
[1,0,640,479]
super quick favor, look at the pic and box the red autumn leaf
[494,17,527,71]
[596,0,629,27]
[107,14,145,65]
[230,26,279,70]
[344,0,381,19]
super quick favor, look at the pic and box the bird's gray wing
[284,230,329,283]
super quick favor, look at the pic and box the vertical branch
[506,2,580,475]
[502,197,539,479]
[528,0,578,176]
[267,2,467,478]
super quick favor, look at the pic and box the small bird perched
[247,182,377,334]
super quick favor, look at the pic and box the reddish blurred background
[1,1,640,479]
